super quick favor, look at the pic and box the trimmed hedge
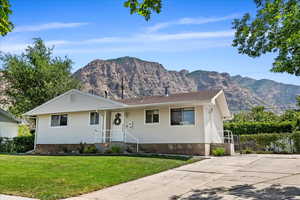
[13,135,35,153]
[224,121,294,135]
[0,135,34,153]
[292,131,300,153]
[239,132,299,153]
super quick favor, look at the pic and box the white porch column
[102,111,107,143]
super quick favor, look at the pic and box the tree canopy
[0,38,81,116]
[231,106,280,122]
[0,0,13,36]
[232,0,300,76]
[124,0,161,21]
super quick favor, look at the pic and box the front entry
[111,112,124,142]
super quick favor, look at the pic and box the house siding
[37,111,103,144]
[0,112,19,138]
[0,121,19,138]
[209,103,224,143]
[123,105,205,144]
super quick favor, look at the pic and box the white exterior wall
[36,111,103,144]
[36,105,224,145]
[0,122,19,138]
[203,104,223,143]
[124,105,205,143]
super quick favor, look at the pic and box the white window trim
[144,109,160,125]
[89,111,100,126]
[169,106,196,127]
[49,113,69,128]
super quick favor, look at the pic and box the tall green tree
[231,106,279,122]
[124,0,162,21]
[0,38,81,115]
[232,0,300,76]
[0,0,13,36]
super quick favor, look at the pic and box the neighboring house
[0,108,20,138]
[24,89,234,155]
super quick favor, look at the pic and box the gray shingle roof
[0,108,20,123]
[117,90,221,105]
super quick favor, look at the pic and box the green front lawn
[0,155,195,200]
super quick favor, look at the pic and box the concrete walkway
[0,194,37,200]
[65,154,300,200]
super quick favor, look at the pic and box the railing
[223,130,234,144]
[93,129,139,152]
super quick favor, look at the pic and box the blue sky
[0,0,299,85]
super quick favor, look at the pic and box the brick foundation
[36,143,234,156]
[35,144,102,154]
[128,143,211,156]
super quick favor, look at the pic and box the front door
[111,112,124,141]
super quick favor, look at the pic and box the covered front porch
[94,110,139,149]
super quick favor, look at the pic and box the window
[51,114,68,127]
[90,112,99,125]
[145,109,159,124]
[170,107,195,126]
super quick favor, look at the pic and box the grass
[0,155,196,200]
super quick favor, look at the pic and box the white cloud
[14,22,89,33]
[41,30,235,46]
[146,14,239,32]
[141,31,234,41]
[0,30,234,53]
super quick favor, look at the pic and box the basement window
[145,109,159,124]
[170,107,195,126]
[51,114,68,127]
[90,112,99,125]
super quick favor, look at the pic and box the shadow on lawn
[170,184,300,200]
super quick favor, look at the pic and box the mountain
[73,56,300,113]
[74,57,197,98]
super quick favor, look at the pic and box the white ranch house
[24,89,234,155]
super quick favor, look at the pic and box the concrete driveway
[66,154,300,200]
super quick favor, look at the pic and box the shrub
[78,142,85,154]
[111,145,123,154]
[240,148,253,154]
[224,121,294,135]
[18,125,31,136]
[212,148,225,156]
[12,135,34,153]
[292,131,300,153]
[239,133,295,153]
[0,135,34,153]
[83,145,98,154]
[0,137,15,153]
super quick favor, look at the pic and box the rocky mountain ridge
[74,57,300,113]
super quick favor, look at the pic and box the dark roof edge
[0,108,21,123]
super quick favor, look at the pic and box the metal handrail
[223,130,233,144]
[94,129,139,153]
